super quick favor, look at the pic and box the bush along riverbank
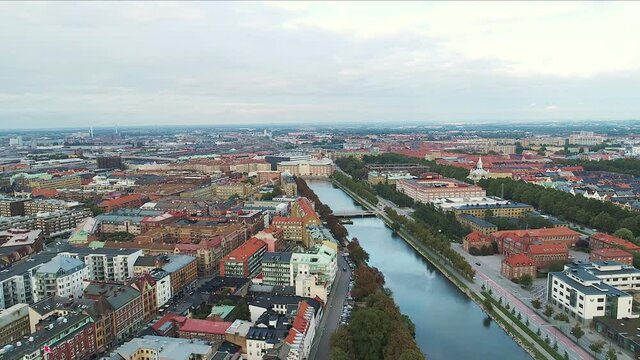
[294,178,424,359]
[330,239,425,360]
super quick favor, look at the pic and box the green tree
[543,305,554,317]
[589,340,605,355]
[606,347,618,360]
[564,351,569,360]
[235,299,251,321]
[330,348,350,360]
[350,308,392,360]
[614,228,635,241]
[531,299,541,310]
[519,274,533,288]
[515,142,524,155]
[571,324,585,341]
[483,297,493,312]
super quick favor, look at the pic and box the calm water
[308,180,531,360]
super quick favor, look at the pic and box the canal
[307,180,531,360]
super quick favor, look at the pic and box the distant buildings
[96,155,123,170]
[396,177,485,204]
[568,131,604,146]
[0,304,30,346]
[277,158,335,178]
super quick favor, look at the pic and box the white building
[548,261,639,321]
[34,255,89,302]
[150,269,172,307]
[294,264,328,303]
[59,247,142,282]
[568,131,604,146]
[0,254,55,309]
[289,241,337,291]
[109,335,214,360]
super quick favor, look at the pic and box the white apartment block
[548,261,638,321]
[60,247,142,282]
[34,255,89,302]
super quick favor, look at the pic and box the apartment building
[109,335,214,360]
[84,282,144,342]
[0,209,92,237]
[262,252,293,286]
[462,231,494,253]
[591,248,633,266]
[589,232,640,253]
[453,202,534,219]
[0,197,29,217]
[220,238,267,278]
[33,255,89,302]
[568,131,604,146]
[0,253,56,308]
[60,247,143,282]
[548,262,638,321]
[0,304,30,346]
[290,241,337,290]
[501,254,536,279]
[28,175,82,190]
[458,215,498,236]
[23,199,81,215]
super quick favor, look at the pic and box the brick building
[591,248,634,266]
[501,254,536,279]
[220,237,267,277]
[589,232,640,253]
[462,231,493,253]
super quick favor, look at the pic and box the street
[309,255,352,360]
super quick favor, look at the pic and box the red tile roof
[492,227,579,239]
[98,193,146,208]
[591,232,640,251]
[465,231,491,243]
[153,314,232,335]
[222,237,266,262]
[504,254,535,267]
[527,243,568,255]
[592,247,633,258]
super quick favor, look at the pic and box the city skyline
[1,2,640,128]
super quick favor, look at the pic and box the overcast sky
[1,1,639,129]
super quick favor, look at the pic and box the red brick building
[589,232,640,253]
[590,248,633,265]
[462,231,493,253]
[493,227,580,253]
[526,243,568,269]
[501,254,537,280]
[152,314,232,343]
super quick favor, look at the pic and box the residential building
[246,327,289,360]
[4,313,96,360]
[568,131,604,146]
[548,262,637,321]
[452,202,534,219]
[0,197,29,217]
[107,335,214,360]
[0,304,30,346]
[493,228,581,252]
[272,217,304,243]
[23,199,81,215]
[281,175,297,197]
[590,232,640,253]
[28,175,82,190]
[462,231,493,253]
[294,264,328,302]
[98,194,148,212]
[220,238,267,278]
[160,255,197,296]
[290,241,337,290]
[128,274,158,322]
[266,153,311,171]
[591,248,633,266]
[0,228,45,256]
[97,156,124,170]
[0,253,56,308]
[458,215,498,235]
[149,269,172,307]
[96,208,173,235]
[60,247,143,282]
[262,252,293,286]
[0,209,92,237]
[284,301,318,360]
[254,226,285,252]
[396,178,486,204]
[34,255,89,302]
[225,320,252,354]
[153,314,232,344]
[214,182,254,200]
[84,282,144,341]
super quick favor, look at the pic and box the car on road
[475,262,481,266]
[343,267,347,271]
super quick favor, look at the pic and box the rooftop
[263,252,292,263]
[222,238,266,262]
[108,335,213,360]
[36,255,85,275]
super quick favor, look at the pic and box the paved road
[309,255,352,360]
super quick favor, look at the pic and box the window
[597,306,604,311]
[597,298,604,302]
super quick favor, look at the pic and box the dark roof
[134,255,157,267]
[200,276,250,293]
[262,252,292,263]
[0,253,56,282]
[246,327,289,343]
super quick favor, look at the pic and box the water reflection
[308,180,531,360]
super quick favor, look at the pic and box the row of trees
[412,203,470,240]
[332,171,379,205]
[479,178,640,235]
[372,183,415,207]
[331,239,423,360]
[385,207,475,279]
[361,153,470,181]
[563,158,640,177]
[295,177,348,240]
